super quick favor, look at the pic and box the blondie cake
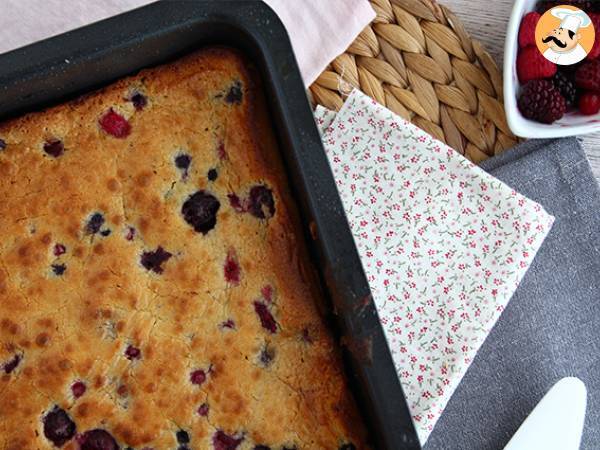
[0,48,368,450]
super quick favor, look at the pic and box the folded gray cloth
[425,138,600,450]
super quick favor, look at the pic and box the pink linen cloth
[0,0,374,87]
[315,90,554,444]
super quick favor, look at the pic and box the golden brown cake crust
[0,48,368,449]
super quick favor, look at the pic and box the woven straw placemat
[310,0,518,163]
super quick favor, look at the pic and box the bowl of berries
[505,0,600,137]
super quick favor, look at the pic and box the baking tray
[0,1,421,448]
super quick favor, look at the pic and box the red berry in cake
[576,59,600,90]
[220,319,236,330]
[579,91,600,114]
[190,369,207,386]
[53,243,67,256]
[71,381,87,399]
[197,403,209,416]
[518,12,540,48]
[552,71,578,108]
[43,406,77,447]
[140,246,172,274]
[99,108,131,138]
[587,13,600,59]
[125,345,141,360]
[518,80,566,123]
[224,250,241,284]
[248,185,275,219]
[217,141,227,160]
[228,193,245,212]
[261,285,273,303]
[77,429,119,450]
[125,226,136,241]
[182,191,221,234]
[3,353,21,374]
[517,46,557,83]
[212,430,243,450]
[43,138,65,158]
[254,301,277,333]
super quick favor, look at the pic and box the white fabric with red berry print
[314,90,555,444]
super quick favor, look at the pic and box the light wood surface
[443,0,600,182]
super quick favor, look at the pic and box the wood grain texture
[442,0,600,182]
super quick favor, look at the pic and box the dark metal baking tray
[0,1,420,448]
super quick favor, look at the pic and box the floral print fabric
[314,90,554,444]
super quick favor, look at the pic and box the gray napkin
[425,138,600,450]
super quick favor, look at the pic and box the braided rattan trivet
[310,0,518,163]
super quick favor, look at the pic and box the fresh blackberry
[518,80,567,124]
[552,71,578,108]
[536,1,599,13]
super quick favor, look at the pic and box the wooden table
[444,0,600,183]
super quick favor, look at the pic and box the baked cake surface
[0,48,367,450]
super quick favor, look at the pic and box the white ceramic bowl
[504,0,600,138]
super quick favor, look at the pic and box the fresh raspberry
[579,91,600,114]
[517,46,557,83]
[519,12,540,48]
[576,59,600,90]
[518,80,567,123]
[588,13,600,59]
[99,108,131,138]
[553,71,578,107]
